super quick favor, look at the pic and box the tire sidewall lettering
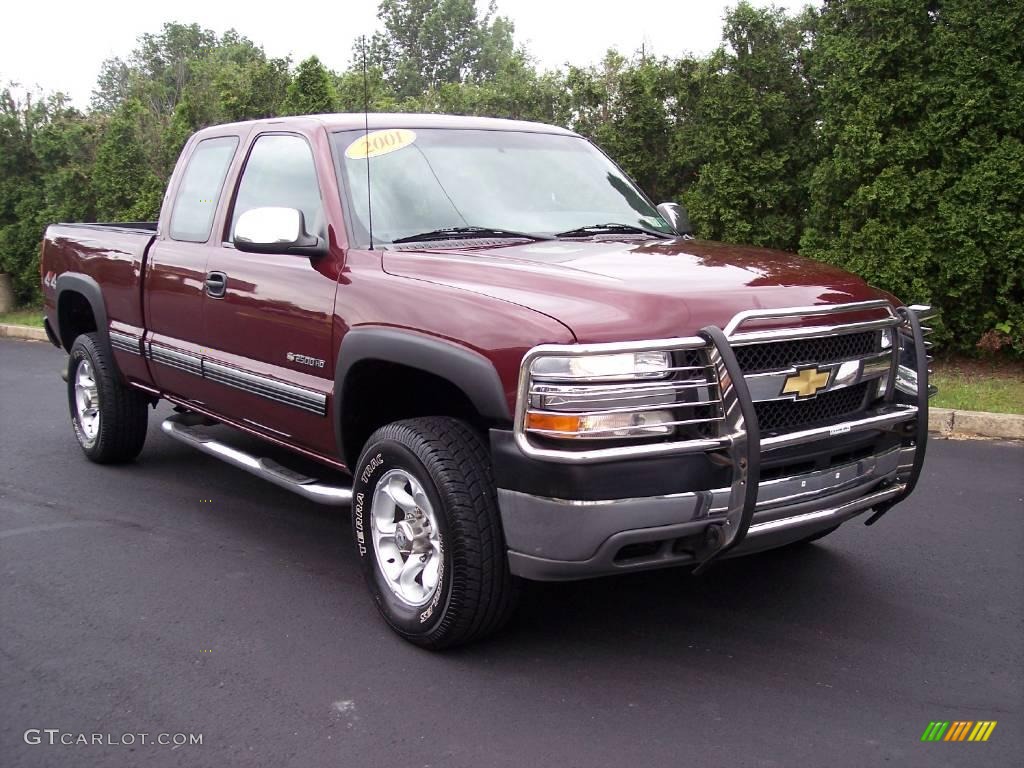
[418,534,444,624]
[352,440,451,636]
[354,452,383,558]
[360,452,383,485]
[353,491,367,556]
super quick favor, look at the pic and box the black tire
[67,333,149,464]
[351,417,519,649]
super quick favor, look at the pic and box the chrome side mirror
[657,202,693,236]
[234,207,325,256]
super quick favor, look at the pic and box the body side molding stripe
[145,341,326,416]
[109,330,143,355]
[147,342,203,376]
[204,361,326,415]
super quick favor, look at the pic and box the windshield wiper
[554,222,672,239]
[391,226,553,244]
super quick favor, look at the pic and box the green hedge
[1,1,1020,354]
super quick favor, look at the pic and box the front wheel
[351,417,519,649]
[67,333,149,463]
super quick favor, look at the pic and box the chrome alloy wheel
[370,468,443,607]
[74,359,100,445]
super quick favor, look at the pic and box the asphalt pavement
[1,338,1022,767]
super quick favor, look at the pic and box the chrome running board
[160,414,352,506]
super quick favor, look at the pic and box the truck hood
[382,238,897,343]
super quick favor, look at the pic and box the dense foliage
[0,0,1020,354]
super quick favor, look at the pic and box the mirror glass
[656,202,693,236]
[234,207,302,245]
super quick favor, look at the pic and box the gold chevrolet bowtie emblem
[782,366,832,399]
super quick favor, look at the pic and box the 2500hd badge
[286,352,326,368]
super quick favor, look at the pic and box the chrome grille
[734,331,877,374]
[755,382,872,433]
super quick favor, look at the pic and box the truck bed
[41,222,157,359]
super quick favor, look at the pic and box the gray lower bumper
[500,446,914,581]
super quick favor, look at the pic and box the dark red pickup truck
[40,113,935,648]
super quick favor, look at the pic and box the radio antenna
[361,36,374,251]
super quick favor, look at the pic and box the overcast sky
[2,0,809,108]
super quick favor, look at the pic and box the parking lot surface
[2,338,1021,767]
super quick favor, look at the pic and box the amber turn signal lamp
[525,412,581,434]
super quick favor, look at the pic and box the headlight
[530,381,679,412]
[530,351,671,381]
[522,348,724,442]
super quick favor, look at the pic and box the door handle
[205,271,227,298]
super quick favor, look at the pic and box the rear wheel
[67,333,149,463]
[351,417,519,649]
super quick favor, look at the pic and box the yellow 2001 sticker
[345,128,417,159]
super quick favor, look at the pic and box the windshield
[331,128,673,246]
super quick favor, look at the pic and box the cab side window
[169,136,238,242]
[230,134,324,242]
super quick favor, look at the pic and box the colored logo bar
[921,721,997,742]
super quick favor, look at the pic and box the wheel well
[57,291,97,351]
[340,360,494,469]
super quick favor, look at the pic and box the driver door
[200,131,338,456]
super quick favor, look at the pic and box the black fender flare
[54,273,110,353]
[333,327,512,463]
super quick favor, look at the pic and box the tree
[362,0,517,98]
[215,55,291,122]
[0,87,101,302]
[1,2,1019,356]
[408,53,565,123]
[801,0,1024,353]
[562,52,676,200]
[91,23,218,117]
[88,24,296,189]
[673,2,818,251]
[92,100,163,221]
[336,49,399,113]
[0,87,45,303]
[282,56,338,115]
[474,4,517,81]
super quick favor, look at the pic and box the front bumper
[499,444,913,580]
[494,302,932,580]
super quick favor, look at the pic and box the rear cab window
[169,136,239,242]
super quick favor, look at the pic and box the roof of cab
[193,113,580,138]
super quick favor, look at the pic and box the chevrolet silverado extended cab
[40,114,934,648]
